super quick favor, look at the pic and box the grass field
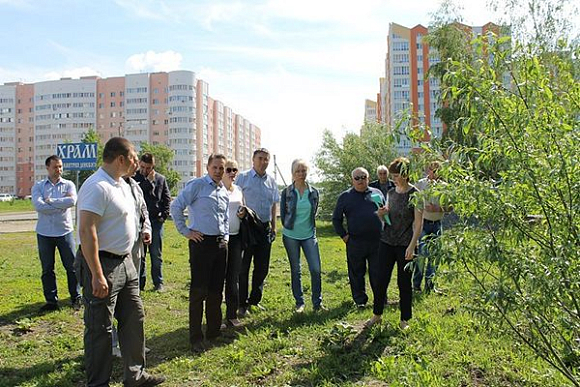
[0,221,570,386]
[0,200,34,213]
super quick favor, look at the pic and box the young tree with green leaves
[138,142,181,195]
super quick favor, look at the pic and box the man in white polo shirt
[77,137,165,387]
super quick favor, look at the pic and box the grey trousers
[78,250,148,387]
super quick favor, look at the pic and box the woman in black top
[365,157,423,330]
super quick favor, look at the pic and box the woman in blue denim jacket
[280,159,324,313]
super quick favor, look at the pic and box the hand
[142,232,152,245]
[425,203,442,212]
[377,205,389,218]
[405,244,416,261]
[92,273,109,298]
[147,169,155,182]
[342,234,349,244]
[187,230,204,242]
[269,230,276,243]
[237,206,247,219]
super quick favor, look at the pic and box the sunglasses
[353,175,367,181]
[226,167,238,173]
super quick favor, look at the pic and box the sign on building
[56,143,98,171]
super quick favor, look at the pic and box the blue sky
[0,0,498,181]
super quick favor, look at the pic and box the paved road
[0,211,37,233]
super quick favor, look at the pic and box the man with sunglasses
[235,148,280,316]
[332,167,384,308]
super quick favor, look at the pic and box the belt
[423,219,441,224]
[99,250,129,260]
[203,235,226,243]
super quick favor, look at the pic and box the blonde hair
[226,159,238,169]
[291,159,309,174]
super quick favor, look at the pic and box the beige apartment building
[0,70,261,196]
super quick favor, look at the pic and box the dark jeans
[78,251,147,387]
[345,237,380,305]
[224,234,242,320]
[239,224,272,307]
[141,219,164,288]
[37,232,80,304]
[189,237,227,344]
[374,242,413,320]
[413,220,442,290]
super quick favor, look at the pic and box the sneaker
[295,304,305,314]
[249,303,266,312]
[413,287,422,293]
[227,318,242,327]
[112,346,122,358]
[138,374,166,386]
[399,320,410,330]
[313,304,327,312]
[154,284,164,292]
[237,307,250,318]
[40,303,59,312]
[71,297,82,311]
[355,303,367,309]
[364,314,382,329]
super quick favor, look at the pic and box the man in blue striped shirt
[171,153,229,352]
[32,155,81,312]
[235,148,280,316]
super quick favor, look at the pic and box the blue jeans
[37,232,80,304]
[282,235,322,308]
[141,219,164,288]
[413,220,442,290]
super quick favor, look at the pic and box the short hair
[291,158,309,174]
[376,165,388,174]
[225,159,238,168]
[103,137,134,163]
[351,167,369,178]
[45,155,61,167]
[207,153,227,166]
[140,152,155,165]
[253,148,270,157]
[388,157,410,178]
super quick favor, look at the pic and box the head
[291,159,309,184]
[207,153,227,183]
[376,165,389,183]
[102,137,137,177]
[139,152,155,176]
[252,148,270,175]
[45,155,63,181]
[123,151,140,178]
[223,159,239,185]
[351,167,369,192]
[426,160,441,181]
[388,157,410,187]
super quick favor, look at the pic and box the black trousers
[188,237,227,344]
[345,237,380,305]
[239,225,272,307]
[224,234,242,319]
[373,242,412,320]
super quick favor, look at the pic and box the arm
[405,208,424,261]
[46,181,77,209]
[79,210,109,298]
[140,193,152,245]
[159,176,171,221]
[270,203,277,234]
[332,194,348,243]
[279,188,286,226]
[32,182,61,214]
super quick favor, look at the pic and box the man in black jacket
[134,153,171,291]
[369,165,394,198]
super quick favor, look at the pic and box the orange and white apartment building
[0,70,261,196]
[366,22,500,153]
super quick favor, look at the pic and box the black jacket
[134,171,171,223]
[239,206,267,250]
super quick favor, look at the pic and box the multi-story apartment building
[0,70,261,196]
[370,22,499,154]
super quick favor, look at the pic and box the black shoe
[154,284,164,292]
[71,298,82,311]
[40,303,59,312]
[191,340,207,354]
[136,374,166,386]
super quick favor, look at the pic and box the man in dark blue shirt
[332,167,384,307]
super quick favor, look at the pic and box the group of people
[32,136,448,386]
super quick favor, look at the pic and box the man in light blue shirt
[171,153,229,352]
[32,155,81,311]
[235,148,280,316]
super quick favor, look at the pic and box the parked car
[0,193,15,202]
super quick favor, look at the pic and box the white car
[0,193,15,202]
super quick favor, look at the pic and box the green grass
[0,200,34,213]
[0,222,570,386]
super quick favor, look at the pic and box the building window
[110,102,116,107]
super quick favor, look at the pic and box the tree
[138,142,181,195]
[313,122,402,219]
[426,29,580,387]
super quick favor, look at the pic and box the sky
[0,0,499,183]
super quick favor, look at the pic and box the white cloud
[125,50,183,73]
[42,67,102,81]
